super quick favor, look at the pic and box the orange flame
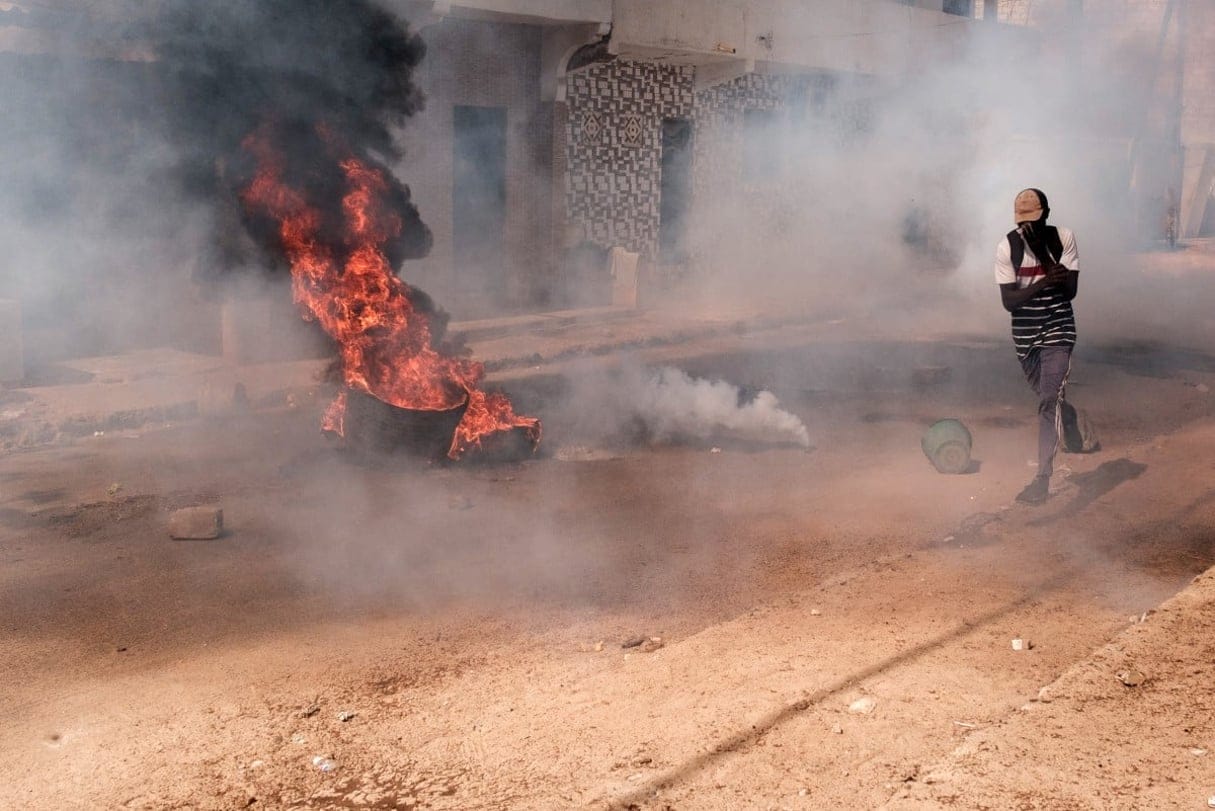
[241,124,540,459]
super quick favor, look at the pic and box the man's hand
[1042,265,1070,286]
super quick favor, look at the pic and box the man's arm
[1056,228,1080,301]
[1055,268,1079,301]
[999,266,1078,312]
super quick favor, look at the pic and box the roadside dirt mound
[887,566,1215,810]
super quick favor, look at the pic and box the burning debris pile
[155,0,540,459]
[241,125,540,459]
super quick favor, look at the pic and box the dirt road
[2,336,1214,809]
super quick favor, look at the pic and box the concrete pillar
[0,300,23,383]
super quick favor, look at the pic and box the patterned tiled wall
[691,72,822,200]
[564,60,694,258]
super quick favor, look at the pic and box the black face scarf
[1018,216,1049,251]
[1017,188,1053,262]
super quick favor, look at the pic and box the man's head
[1014,188,1050,225]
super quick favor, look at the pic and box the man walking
[995,188,1080,504]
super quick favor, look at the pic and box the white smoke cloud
[630,366,810,447]
[559,362,810,450]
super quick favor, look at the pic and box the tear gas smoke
[633,366,810,448]
[564,363,810,450]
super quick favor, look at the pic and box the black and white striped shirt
[994,227,1079,361]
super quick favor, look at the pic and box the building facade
[2,0,1210,371]
[388,0,985,315]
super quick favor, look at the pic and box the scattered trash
[300,705,320,719]
[1196,383,1210,394]
[93,431,105,437]
[1208,796,1215,809]
[798,788,809,797]
[1011,638,1033,651]
[249,760,264,769]
[952,721,976,729]
[1190,748,1208,757]
[291,734,307,745]
[848,697,877,715]
[1116,669,1146,687]
[336,711,356,722]
[830,723,843,734]
[115,646,128,653]
[1036,687,1053,703]
[921,419,971,474]
[107,482,122,496]
[709,447,722,454]
[621,635,646,649]
[810,608,822,616]
[311,756,337,773]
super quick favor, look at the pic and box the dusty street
[5,0,1215,808]
[2,334,1215,810]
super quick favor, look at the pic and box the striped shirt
[994,226,1079,361]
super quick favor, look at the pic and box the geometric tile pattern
[564,63,864,264]
[565,60,694,258]
[692,72,811,197]
[621,114,644,147]
[581,111,604,144]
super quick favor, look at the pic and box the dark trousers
[1020,346,1072,479]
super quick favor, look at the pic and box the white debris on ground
[848,696,877,715]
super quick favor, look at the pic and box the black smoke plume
[152,0,433,282]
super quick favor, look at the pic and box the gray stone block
[168,506,224,540]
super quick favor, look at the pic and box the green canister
[922,418,972,474]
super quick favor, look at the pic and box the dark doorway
[659,117,693,265]
[453,105,507,291]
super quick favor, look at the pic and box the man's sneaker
[1016,475,1050,505]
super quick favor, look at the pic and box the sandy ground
[2,334,1215,810]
